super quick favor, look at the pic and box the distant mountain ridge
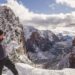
[23,26,73,69]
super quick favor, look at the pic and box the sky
[0,0,75,14]
[0,0,75,35]
[21,0,75,14]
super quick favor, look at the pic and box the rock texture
[0,5,27,62]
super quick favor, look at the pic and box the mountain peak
[0,5,26,62]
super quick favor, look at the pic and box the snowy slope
[3,63,75,75]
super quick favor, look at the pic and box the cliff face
[0,5,26,62]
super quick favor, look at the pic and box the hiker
[69,38,75,68]
[0,30,18,75]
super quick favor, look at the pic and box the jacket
[0,43,7,60]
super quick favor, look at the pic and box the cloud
[25,12,75,28]
[49,3,56,10]
[56,0,75,8]
[5,0,75,34]
[26,15,64,26]
[6,0,50,22]
[6,0,34,21]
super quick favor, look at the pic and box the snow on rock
[3,63,75,75]
[23,26,37,40]
[0,5,26,62]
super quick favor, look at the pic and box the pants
[0,57,18,75]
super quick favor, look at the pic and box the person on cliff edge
[0,30,18,75]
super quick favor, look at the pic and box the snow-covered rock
[23,26,73,69]
[0,5,27,62]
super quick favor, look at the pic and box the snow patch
[4,63,75,75]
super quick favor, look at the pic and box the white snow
[3,63,75,75]
[23,26,37,40]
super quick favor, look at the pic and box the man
[0,30,18,75]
